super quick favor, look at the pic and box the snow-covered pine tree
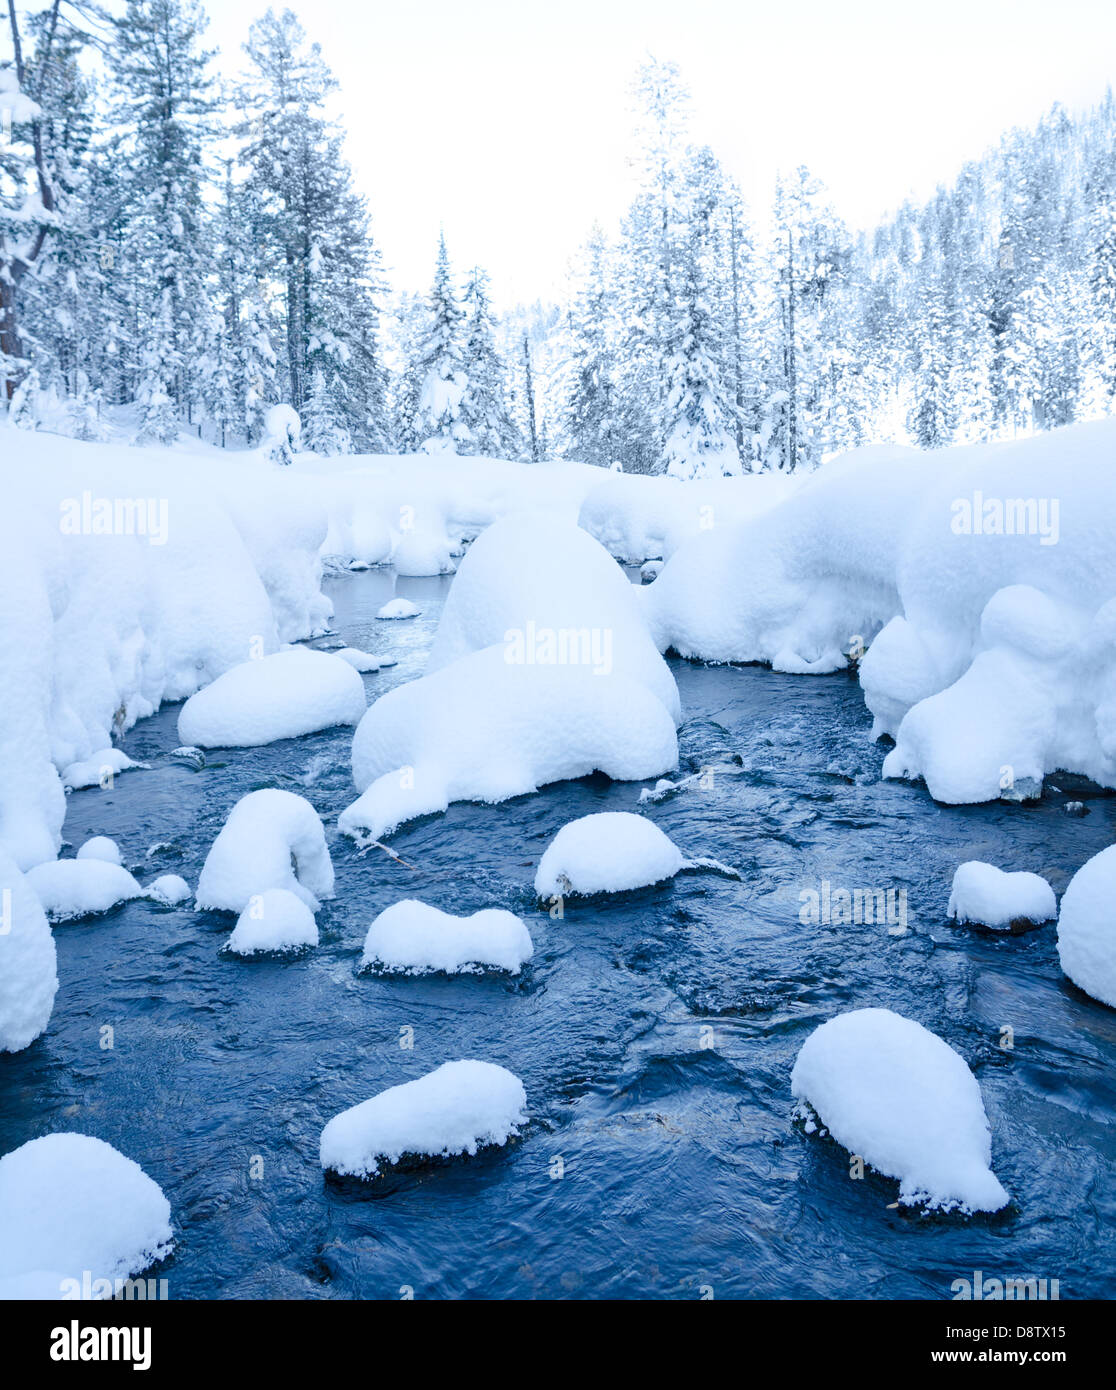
[412,233,469,451]
[564,226,620,467]
[459,266,515,457]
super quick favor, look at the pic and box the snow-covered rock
[791,1008,1009,1213]
[319,1060,528,1179]
[947,861,1056,930]
[62,749,146,792]
[339,644,678,841]
[76,835,122,866]
[360,900,533,975]
[428,513,680,723]
[534,812,686,898]
[1056,844,1116,1008]
[0,850,58,1053]
[376,598,420,620]
[196,789,333,913]
[225,888,318,956]
[0,1133,172,1298]
[334,647,395,672]
[25,858,143,923]
[177,647,365,748]
[146,874,192,906]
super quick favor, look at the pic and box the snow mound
[335,647,395,672]
[319,1059,528,1179]
[225,888,318,956]
[62,749,146,792]
[376,598,420,620]
[76,835,122,866]
[1057,844,1116,1008]
[360,900,533,975]
[534,812,685,898]
[0,850,58,1053]
[177,647,365,748]
[428,513,680,723]
[947,861,1056,930]
[339,645,677,840]
[146,874,192,906]
[791,1008,1009,1213]
[196,789,333,913]
[0,1133,172,1298]
[25,859,143,923]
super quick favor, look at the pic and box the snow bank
[947,861,1056,930]
[319,1060,528,1179]
[360,900,533,975]
[0,1133,172,1298]
[791,1008,1009,1213]
[0,425,332,869]
[177,647,365,748]
[0,850,58,1053]
[225,888,318,956]
[25,859,143,923]
[578,470,801,564]
[534,812,685,898]
[1057,844,1116,1008]
[339,645,677,840]
[646,421,1116,803]
[196,789,333,913]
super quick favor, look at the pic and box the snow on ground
[195,789,333,913]
[62,750,147,791]
[947,861,1057,930]
[0,1133,172,1299]
[177,647,365,748]
[319,1060,528,1179]
[25,858,144,923]
[225,888,319,956]
[1057,844,1116,1008]
[791,1008,1009,1214]
[360,900,533,975]
[534,812,685,898]
[645,422,1116,804]
[0,850,58,1053]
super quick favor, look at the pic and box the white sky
[19,0,1116,307]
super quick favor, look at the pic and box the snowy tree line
[4,6,1116,473]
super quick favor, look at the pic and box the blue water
[3,567,1115,1300]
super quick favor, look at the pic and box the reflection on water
[2,567,1114,1299]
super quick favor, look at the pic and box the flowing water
[3,568,1115,1300]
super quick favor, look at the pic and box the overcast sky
[45,1,1116,305]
